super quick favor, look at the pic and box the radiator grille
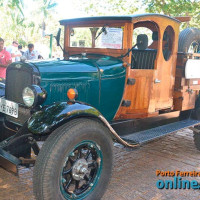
[5,63,39,125]
[6,68,32,104]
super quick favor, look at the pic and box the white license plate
[0,98,18,118]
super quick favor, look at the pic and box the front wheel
[33,118,113,200]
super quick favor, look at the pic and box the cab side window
[162,26,175,61]
[131,21,159,70]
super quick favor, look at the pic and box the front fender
[28,102,101,135]
[28,101,139,148]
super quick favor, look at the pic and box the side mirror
[55,28,61,47]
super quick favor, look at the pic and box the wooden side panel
[115,69,155,119]
[173,53,200,111]
[125,70,153,112]
[174,90,196,111]
[151,21,180,111]
[66,47,127,57]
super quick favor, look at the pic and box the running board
[121,119,200,145]
[0,148,21,174]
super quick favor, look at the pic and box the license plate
[0,98,18,118]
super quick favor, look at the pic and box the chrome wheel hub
[72,158,89,181]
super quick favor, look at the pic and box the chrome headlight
[22,85,47,107]
[22,87,35,107]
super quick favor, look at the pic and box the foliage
[0,0,59,57]
[74,0,139,16]
[0,0,25,42]
[143,0,200,29]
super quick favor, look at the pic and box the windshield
[70,26,124,49]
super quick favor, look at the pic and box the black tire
[193,126,200,151]
[33,118,113,200]
[192,96,200,120]
[178,28,200,53]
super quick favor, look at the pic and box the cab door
[149,24,180,113]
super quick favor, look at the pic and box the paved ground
[1,128,200,200]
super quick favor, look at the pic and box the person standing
[15,45,24,62]
[18,45,24,55]
[6,41,21,62]
[0,38,12,78]
[23,43,39,60]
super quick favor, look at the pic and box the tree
[0,0,59,56]
[143,0,200,28]
[74,0,139,16]
[0,0,25,42]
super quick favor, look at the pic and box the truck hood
[30,58,98,80]
[29,54,124,80]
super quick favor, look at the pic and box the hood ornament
[15,64,22,69]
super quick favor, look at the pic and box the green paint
[31,54,126,121]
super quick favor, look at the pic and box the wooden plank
[173,90,196,111]
[64,26,70,56]
[193,53,200,57]
[181,85,200,91]
[175,16,191,22]
[66,47,126,55]
[176,53,187,67]
[115,111,158,120]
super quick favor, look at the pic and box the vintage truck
[0,13,200,200]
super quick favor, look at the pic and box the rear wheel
[178,28,200,120]
[178,28,200,53]
[33,118,113,200]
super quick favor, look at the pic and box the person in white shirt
[24,43,39,60]
[6,41,22,62]
[15,45,24,62]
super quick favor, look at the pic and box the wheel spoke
[64,178,72,190]
[77,148,82,159]
[75,180,80,189]
[85,150,91,160]
[63,168,72,175]
[88,161,97,169]
[68,156,75,164]
[84,175,89,182]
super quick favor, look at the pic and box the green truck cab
[0,14,200,200]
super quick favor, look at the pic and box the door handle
[154,79,161,84]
